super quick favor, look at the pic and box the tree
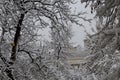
[0,0,88,80]
[81,0,120,80]
[49,22,74,79]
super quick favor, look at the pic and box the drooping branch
[18,49,34,63]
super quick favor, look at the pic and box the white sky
[69,1,96,47]
[39,1,96,47]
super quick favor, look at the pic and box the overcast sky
[39,1,96,47]
[70,1,96,47]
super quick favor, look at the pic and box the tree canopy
[0,0,90,80]
[81,0,120,80]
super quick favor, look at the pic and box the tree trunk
[10,13,25,61]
